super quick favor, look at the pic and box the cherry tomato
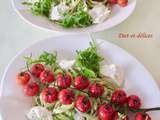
[135,112,151,120]
[41,87,58,103]
[118,0,128,7]
[98,103,114,120]
[24,82,39,96]
[111,89,127,105]
[89,82,104,98]
[31,64,44,77]
[109,0,118,4]
[16,72,30,86]
[75,95,91,113]
[58,89,75,105]
[128,95,141,109]
[40,70,54,84]
[57,73,72,88]
[74,76,90,90]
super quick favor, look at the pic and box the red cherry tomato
[41,87,58,103]
[74,76,90,90]
[111,89,127,105]
[98,103,115,120]
[109,0,118,4]
[58,89,75,105]
[89,82,104,98]
[40,70,54,84]
[24,82,39,96]
[57,73,72,88]
[118,0,128,7]
[16,72,30,86]
[31,64,44,77]
[75,95,91,113]
[128,95,141,109]
[135,112,151,120]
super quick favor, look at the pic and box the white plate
[0,34,160,120]
[12,0,136,33]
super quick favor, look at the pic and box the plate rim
[1,34,160,97]
[11,0,137,33]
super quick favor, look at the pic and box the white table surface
[0,0,160,89]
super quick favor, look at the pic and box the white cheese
[27,106,52,120]
[101,64,124,82]
[89,3,111,24]
[50,3,69,20]
[75,109,98,120]
[59,59,75,70]
[74,113,86,120]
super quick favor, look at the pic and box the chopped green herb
[75,40,103,77]
[25,51,57,66]
[57,0,93,28]
[31,0,54,17]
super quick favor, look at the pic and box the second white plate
[12,0,136,33]
[0,34,160,119]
